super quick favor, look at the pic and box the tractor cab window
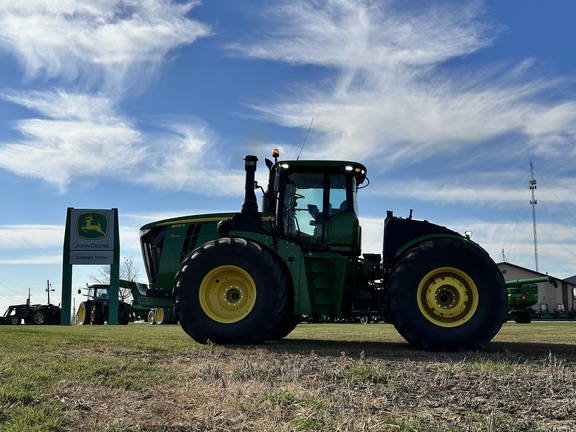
[329,175,349,215]
[94,287,110,300]
[281,171,356,246]
[282,172,325,243]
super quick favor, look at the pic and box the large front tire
[174,238,290,344]
[387,239,506,351]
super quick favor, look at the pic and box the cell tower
[528,161,539,272]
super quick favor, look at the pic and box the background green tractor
[0,302,61,325]
[128,151,507,351]
[77,284,131,325]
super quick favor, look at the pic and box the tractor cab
[264,153,367,255]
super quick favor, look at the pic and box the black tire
[10,316,21,325]
[32,307,51,325]
[119,303,130,325]
[515,312,532,324]
[155,307,173,325]
[91,303,104,325]
[268,314,300,341]
[148,310,156,325]
[387,238,506,352]
[170,308,179,324]
[77,301,93,325]
[174,237,290,344]
[51,308,61,325]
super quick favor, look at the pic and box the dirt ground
[55,331,576,431]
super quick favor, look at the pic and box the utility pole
[529,162,539,272]
[46,280,55,305]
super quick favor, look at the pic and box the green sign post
[61,208,120,325]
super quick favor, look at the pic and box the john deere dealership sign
[61,208,120,325]
[67,209,117,265]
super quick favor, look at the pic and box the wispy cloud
[0,0,220,192]
[0,0,210,91]
[233,0,576,170]
[0,90,245,194]
[134,120,246,195]
[1,0,576,206]
[0,91,145,191]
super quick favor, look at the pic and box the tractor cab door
[276,165,362,255]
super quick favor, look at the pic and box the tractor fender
[383,216,480,260]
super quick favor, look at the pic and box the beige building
[497,262,576,317]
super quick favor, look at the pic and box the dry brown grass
[2,322,576,431]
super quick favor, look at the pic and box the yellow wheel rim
[199,265,257,324]
[77,303,86,324]
[417,267,479,328]
[155,308,164,324]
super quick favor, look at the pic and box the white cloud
[0,90,146,191]
[0,225,64,249]
[233,1,490,70]
[0,90,246,194]
[0,0,210,91]
[131,120,247,196]
[0,1,224,192]
[234,0,576,168]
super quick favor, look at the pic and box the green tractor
[127,151,507,351]
[77,284,132,325]
[0,302,61,325]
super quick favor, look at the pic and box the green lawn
[1,322,575,431]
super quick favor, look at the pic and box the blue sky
[1,0,576,313]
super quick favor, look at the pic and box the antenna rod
[529,161,539,272]
[296,118,314,161]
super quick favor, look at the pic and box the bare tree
[88,256,142,301]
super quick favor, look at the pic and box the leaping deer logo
[81,215,106,235]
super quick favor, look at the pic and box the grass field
[1,322,576,431]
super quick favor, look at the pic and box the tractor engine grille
[140,226,166,284]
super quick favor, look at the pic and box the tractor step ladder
[308,259,333,314]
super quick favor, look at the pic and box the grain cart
[146,307,178,325]
[506,277,557,323]
[126,151,507,351]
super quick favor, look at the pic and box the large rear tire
[174,237,290,344]
[77,301,92,325]
[32,307,51,325]
[91,303,105,325]
[387,238,506,351]
[268,314,300,341]
[118,303,131,325]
